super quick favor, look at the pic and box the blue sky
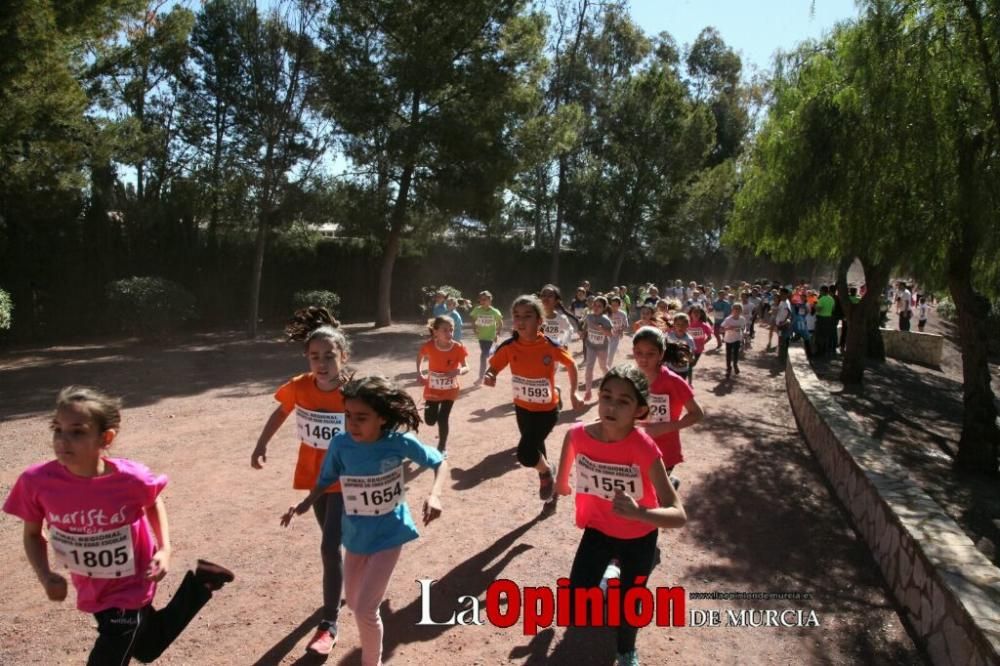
[627,0,860,73]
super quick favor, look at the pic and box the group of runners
[9,277,814,666]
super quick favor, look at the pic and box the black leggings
[313,492,345,628]
[514,405,558,467]
[87,570,211,665]
[424,400,454,452]
[569,527,658,653]
[725,341,741,369]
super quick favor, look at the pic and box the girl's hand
[570,392,584,410]
[251,446,267,469]
[555,481,572,496]
[422,494,443,525]
[280,500,310,527]
[611,490,641,518]
[419,373,429,386]
[483,373,496,387]
[40,571,67,602]
[146,548,171,581]
[447,368,461,378]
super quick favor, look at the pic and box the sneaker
[734,366,741,375]
[306,624,337,656]
[670,475,681,490]
[538,464,556,501]
[616,649,640,666]
[599,561,621,593]
[194,559,234,591]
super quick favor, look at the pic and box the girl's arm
[641,397,704,437]
[561,357,584,409]
[252,406,290,469]
[145,496,171,581]
[416,350,428,384]
[554,431,575,495]
[422,458,449,525]
[282,484,325,526]
[611,458,686,529]
[22,521,67,601]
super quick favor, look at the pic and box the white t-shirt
[722,316,747,343]
[917,303,929,320]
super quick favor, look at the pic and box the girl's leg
[597,350,608,375]
[733,341,742,373]
[584,352,597,397]
[424,401,440,427]
[607,336,620,366]
[478,340,492,380]
[435,400,454,452]
[725,342,734,371]
[568,527,616,626]
[128,568,218,663]
[615,530,658,655]
[89,607,148,666]
[343,547,403,666]
[320,492,345,631]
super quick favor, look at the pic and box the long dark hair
[540,283,582,331]
[342,375,421,433]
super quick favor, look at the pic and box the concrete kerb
[784,346,1000,666]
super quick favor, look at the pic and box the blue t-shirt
[712,299,732,322]
[317,431,444,555]
[432,302,448,317]
[447,310,463,340]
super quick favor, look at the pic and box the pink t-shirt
[645,366,695,468]
[687,321,714,354]
[569,424,660,540]
[3,458,167,613]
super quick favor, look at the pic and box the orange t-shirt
[489,334,575,412]
[274,373,345,493]
[420,340,468,401]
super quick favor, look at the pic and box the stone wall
[881,328,945,367]
[785,347,1000,666]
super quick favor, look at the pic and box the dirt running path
[0,323,921,664]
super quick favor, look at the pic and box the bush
[0,288,11,330]
[419,284,470,316]
[936,296,957,322]
[105,276,197,336]
[293,290,341,316]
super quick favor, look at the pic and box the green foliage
[936,297,957,323]
[105,276,197,336]
[0,288,12,330]
[292,290,341,316]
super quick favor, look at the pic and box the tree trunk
[374,162,413,328]
[248,206,268,338]
[948,131,1000,474]
[838,258,889,384]
[550,155,566,284]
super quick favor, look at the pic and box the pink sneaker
[306,627,337,655]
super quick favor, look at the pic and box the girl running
[554,365,687,666]
[416,316,469,453]
[539,284,578,348]
[632,327,705,488]
[582,296,614,401]
[4,386,233,665]
[632,304,655,333]
[607,295,629,366]
[687,306,715,386]
[483,295,583,506]
[469,291,504,384]
[664,312,696,384]
[721,303,748,377]
[251,306,348,655]
[282,375,447,666]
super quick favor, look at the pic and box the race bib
[587,330,606,346]
[512,375,552,404]
[689,328,705,339]
[574,454,643,501]
[476,315,495,328]
[542,321,561,337]
[648,394,670,423]
[296,407,345,450]
[341,466,405,516]
[50,525,135,579]
[428,371,458,391]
